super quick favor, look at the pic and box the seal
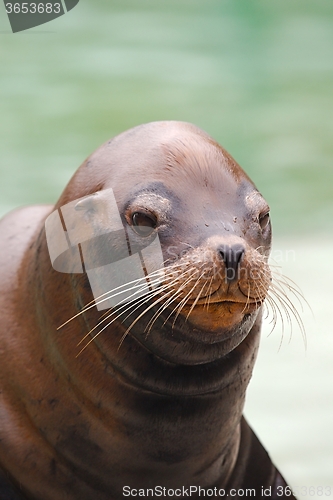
[0,121,297,499]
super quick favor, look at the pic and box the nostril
[218,243,245,282]
[218,243,245,265]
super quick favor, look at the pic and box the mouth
[178,297,263,335]
[190,275,268,306]
[185,285,265,310]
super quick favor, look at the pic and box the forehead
[161,135,247,188]
[106,128,264,213]
[155,135,258,211]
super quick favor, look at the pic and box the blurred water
[1,0,332,495]
[1,0,333,234]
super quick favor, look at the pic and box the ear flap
[74,192,99,213]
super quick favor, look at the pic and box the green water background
[1,0,332,496]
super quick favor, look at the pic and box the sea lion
[0,121,297,499]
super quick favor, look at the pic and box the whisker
[170,272,206,327]
[78,264,198,355]
[185,279,209,321]
[262,264,308,350]
[76,268,183,350]
[144,267,197,335]
[76,282,176,356]
[204,276,214,311]
[59,263,174,330]
[159,273,202,329]
[270,268,311,313]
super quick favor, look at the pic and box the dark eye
[259,211,270,231]
[131,211,157,237]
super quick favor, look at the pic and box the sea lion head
[48,121,272,365]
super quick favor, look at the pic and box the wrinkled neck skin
[15,227,263,497]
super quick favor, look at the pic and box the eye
[131,211,157,237]
[259,211,270,231]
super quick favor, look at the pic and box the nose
[218,243,245,283]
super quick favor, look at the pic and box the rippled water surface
[1,1,332,496]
